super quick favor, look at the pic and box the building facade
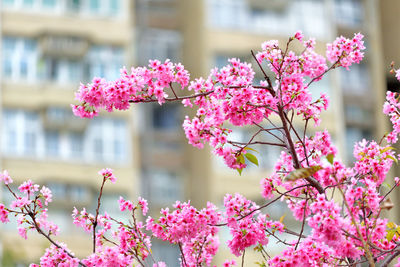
[0,0,139,265]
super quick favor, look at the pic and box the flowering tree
[2,31,400,267]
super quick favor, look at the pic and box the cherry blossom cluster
[72,60,190,118]
[383,89,400,143]
[0,176,58,241]
[224,194,283,256]
[30,243,80,267]
[353,140,395,185]
[326,33,365,68]
[268,238,336,266]
[146,201,221,266]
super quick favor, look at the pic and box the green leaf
[387,222,396,229]
[245,153,259,166]
[381,146,395,153]
[237,154,245,164]
[244,147,259,153]
[285,166,322,181]
[326,153,334,164]
[279,214,286,224]
[387,229,396,242]
[236,168,243,176]
[386,155,398,164]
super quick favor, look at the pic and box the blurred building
[0,0,138,265]
[0,0,393,266]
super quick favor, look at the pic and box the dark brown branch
[380,249,400,267]
[251,50,275,96]
[228,140,285,148]
[129,90,214,104]
[380,180,400,204]
[278,105,324,194]
[295,194,308,250]
[178,242,188,267]
[169,82,178,99]
[93,176,107,253]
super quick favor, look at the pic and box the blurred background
[0,0,399,266]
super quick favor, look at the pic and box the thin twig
[228,140,285,148]
[251,50,275,96]
[295,194,308,250]
[93,176,107,253]
[129,90,215,104]
[169,82,178,99]
[179,243,188,267]
[213,184,311,227]
[380,249,400,267]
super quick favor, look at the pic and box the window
[138,29,182,65]
[207,0,329,38]
[23,0,33,6]
[207,0,247,29]
[1,109,130,163]
[46,107,68,122]
[66,0,82,12]
[2,0,15,7]
[340,63,369,93]
[335,0,363,26]
[70,184,91,202]
[86,0,121,16]
[345,105,372,125]
[24,113,39,155]
[345,126,372,162]
[2,0,59,11]
[42,58,83,84]
[149,170,183,205]
[152,104,180,130]
[294,0,328,39]
[45,130,60,156]
[69,133,84,158]
[86,46,123,81]
[109,0,119,14]
[2,37,38,82]
[89,0,100,12]
[86,118,128,163]
[2,0,119,16]
[48,182,92,204]
[2,112,18,155]
[42,0,56,8]
[2,110,40,157]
